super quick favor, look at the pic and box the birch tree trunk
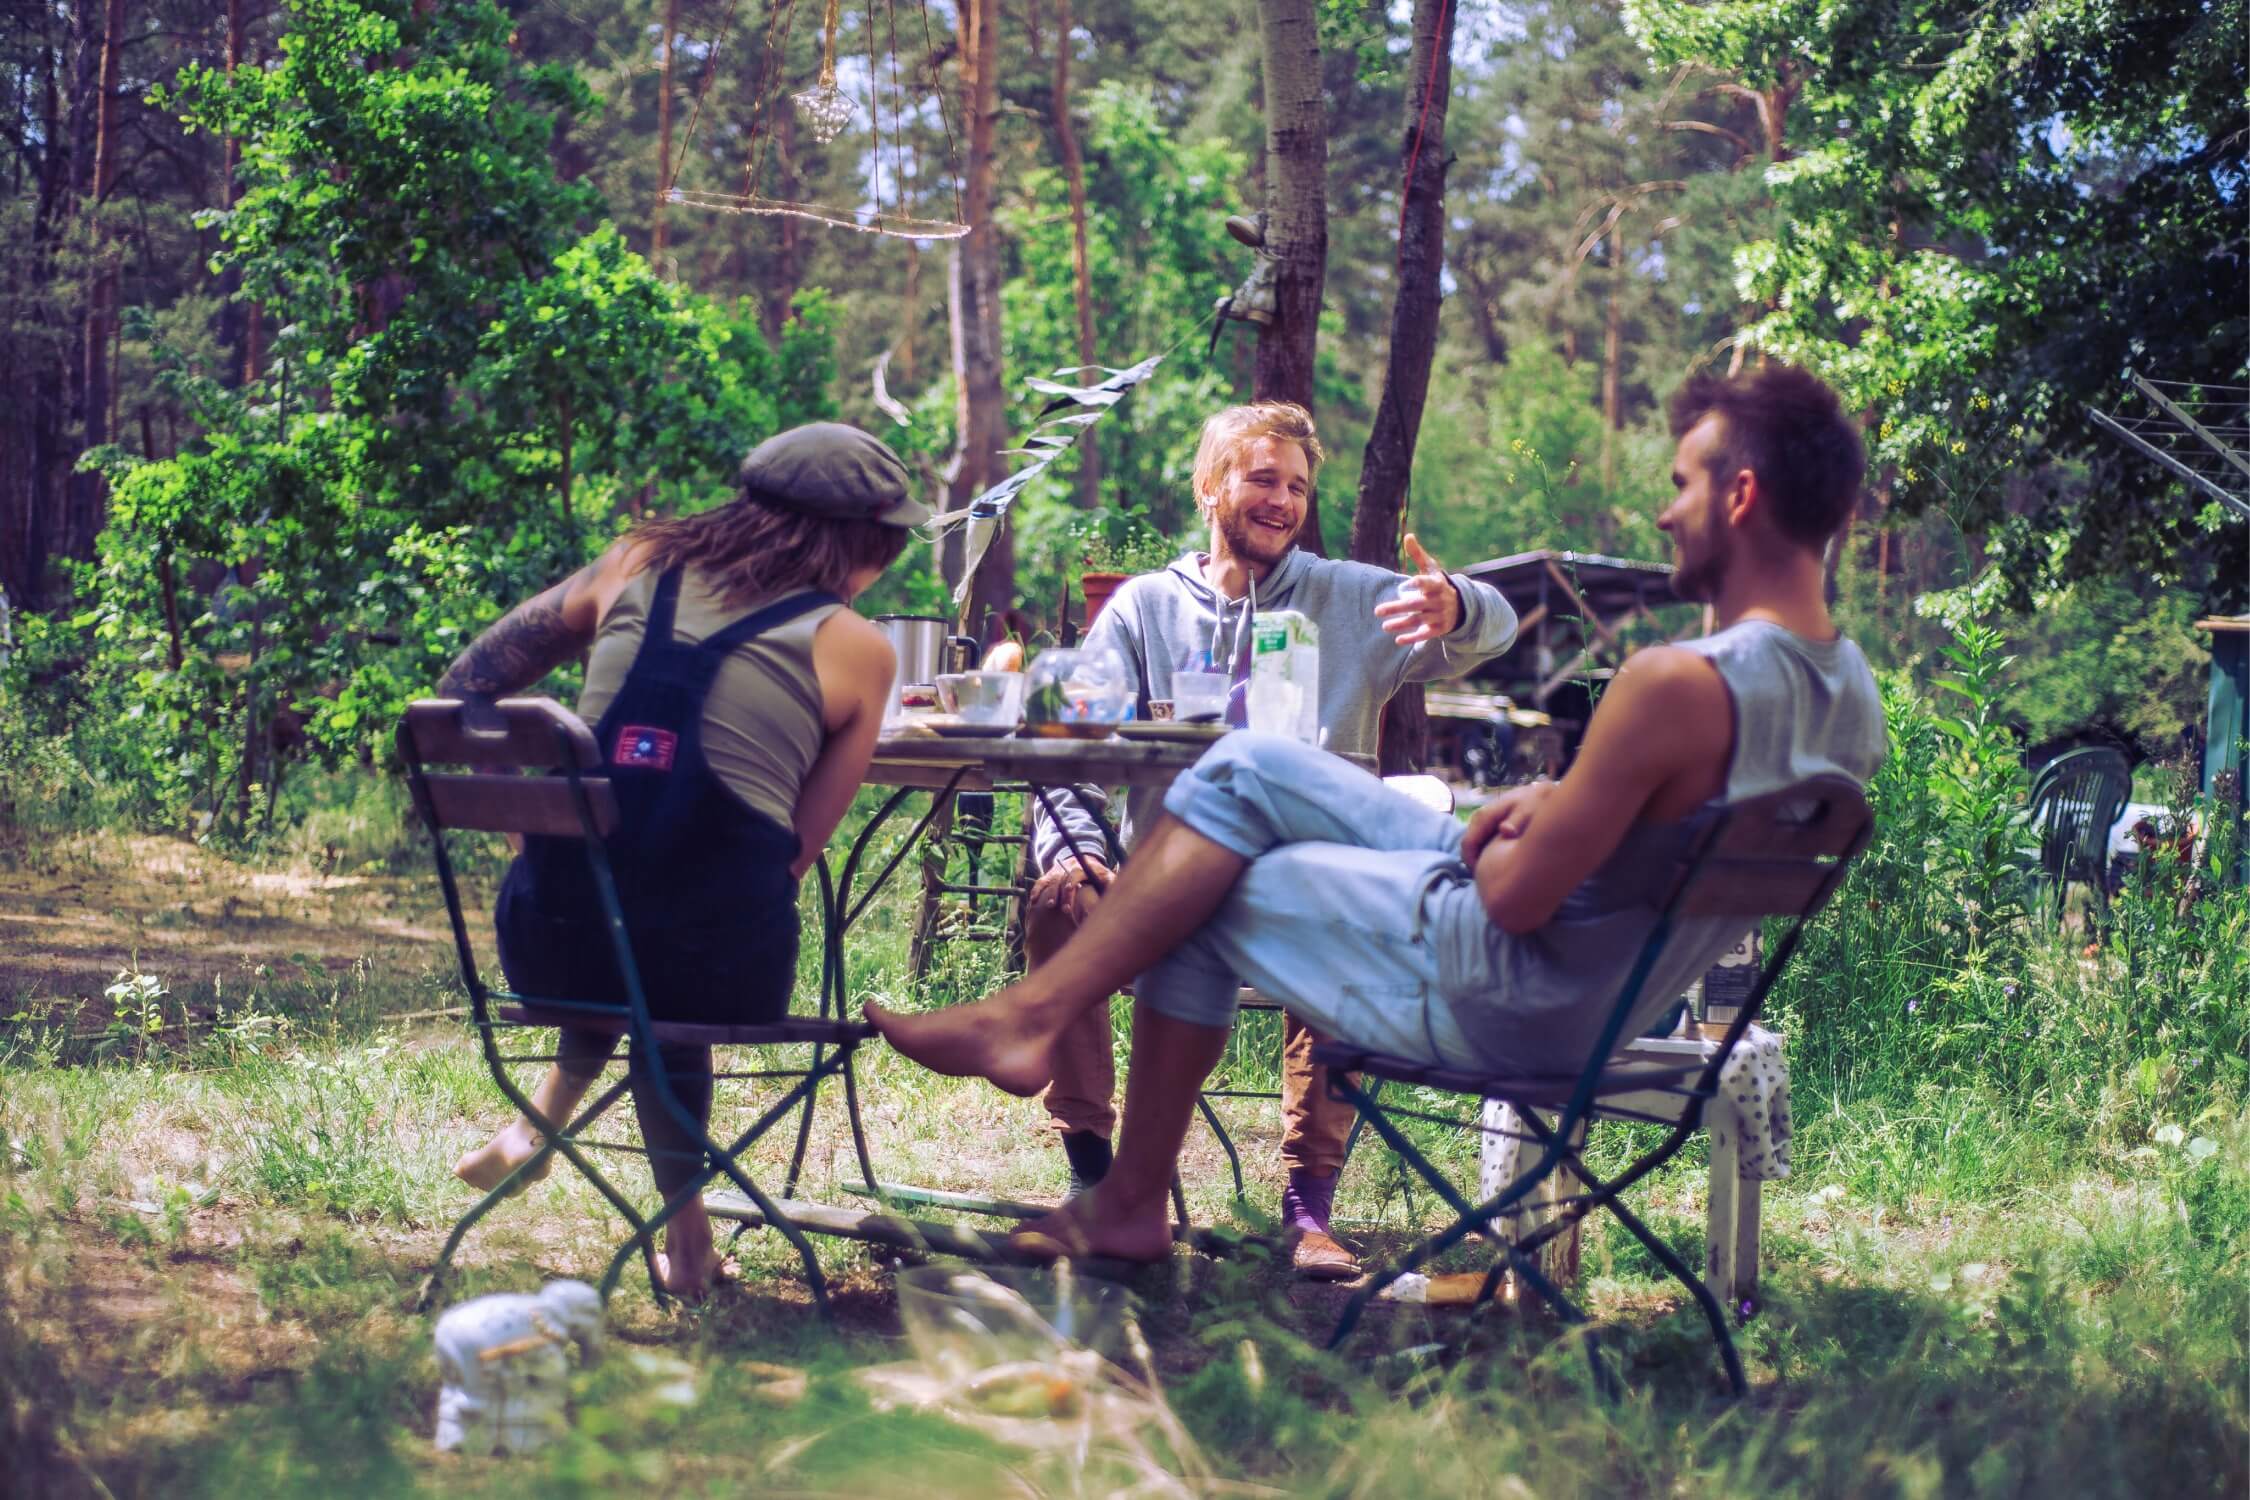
[1351,0,1455,772]
[1253,0,1328,555]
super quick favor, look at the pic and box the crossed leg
[869,732,1474,1263]
[868,813,1249,1259]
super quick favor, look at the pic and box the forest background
[0,0,2243,837]
[0,6,2246,1490]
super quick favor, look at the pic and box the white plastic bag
[433,1280,603,1457]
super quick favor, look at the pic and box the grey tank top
[577,567,841,829]
[1456,620,1885,1069]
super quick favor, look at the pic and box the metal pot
[873,615,978,686]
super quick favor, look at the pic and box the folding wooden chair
[398,697,878,1311]
[1314,774,1873,1397]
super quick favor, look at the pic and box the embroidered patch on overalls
[613,725,678,770]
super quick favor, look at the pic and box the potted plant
[1072,506,1177,623]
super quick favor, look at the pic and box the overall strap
[643,566,688,643]
[698,589,842,657]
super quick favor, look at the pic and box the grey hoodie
[1032,547,1519,870]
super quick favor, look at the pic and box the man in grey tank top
[870,363,1887,1266]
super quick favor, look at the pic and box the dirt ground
[0,831,465,1006]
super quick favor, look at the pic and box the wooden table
[804,729,1371,1231]
[869,729,1227,791]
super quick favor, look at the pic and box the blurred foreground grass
[3,914,2244,1499]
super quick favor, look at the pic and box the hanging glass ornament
[791,0,857,143]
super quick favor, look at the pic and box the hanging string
[918,0,965,225]
[669,0,745,198]
[669,0,968,239]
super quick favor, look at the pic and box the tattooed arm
[435,547,642,699]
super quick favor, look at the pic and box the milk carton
[1247,610,1320,743]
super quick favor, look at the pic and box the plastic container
[896,1264,1133,1390]
[936,670,1026,725]
[1171,669,1230,722]
[1247,610,1320,742]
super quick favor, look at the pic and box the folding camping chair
[1314,774,1872,1397]
[399,697,878,1311]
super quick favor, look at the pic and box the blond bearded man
[1024,401,1517,1277]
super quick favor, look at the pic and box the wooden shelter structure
[1457,549,1685,703]
[1415,549,1687,781]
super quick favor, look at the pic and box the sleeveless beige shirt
[576,567,840,829]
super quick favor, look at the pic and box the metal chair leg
[420,1073,650,1310]
[782,1041,824,1198]
[1598,1189,1748,1397]
[1194,1092,1248,1202]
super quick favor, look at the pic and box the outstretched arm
[436,546,638,699]
[1371,532,1519,680]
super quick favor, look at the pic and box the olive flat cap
[737,422,929,528]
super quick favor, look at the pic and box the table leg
[1705,1118,1744,1304]
[908,790,959,979]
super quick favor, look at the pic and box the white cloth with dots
[1477,1023,1792,1208]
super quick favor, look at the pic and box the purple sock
[1281,1168,1338,1236]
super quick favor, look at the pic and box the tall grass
[2,619,2246,1496]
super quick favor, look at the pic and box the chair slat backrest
[1667,775,1873,921]
[419,772,620,838]
[397,698,617,841]
[401,697,603,770]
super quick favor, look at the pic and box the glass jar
[1022,645,1134,732]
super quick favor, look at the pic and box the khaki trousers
[1026,899,1358,1175]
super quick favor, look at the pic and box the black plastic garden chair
[398,697,878,1312]
[2025,746,2131,921]
[1313,774,1873,1398]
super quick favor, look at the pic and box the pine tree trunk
[1253,0,1328,555]
[952,0,1012,629]
[1050,0,1100,511]
[1599,259,1622,496]
[1350,0,1455,774]
[762,109,803,340]
[73,0,127,562]
[652,0,678,262]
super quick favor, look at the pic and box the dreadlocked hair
[628,494,911,609]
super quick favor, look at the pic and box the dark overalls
[495,568,837,1200]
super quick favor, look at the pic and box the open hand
[1372,533,1462,646]
[1460,780,1555,866]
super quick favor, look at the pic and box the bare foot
[453,1120,555,1193]
[654,1209,726,1300]
[652,1249,730,1301]
[1007,1186,1174,1266]
[864,989,1061,1098]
